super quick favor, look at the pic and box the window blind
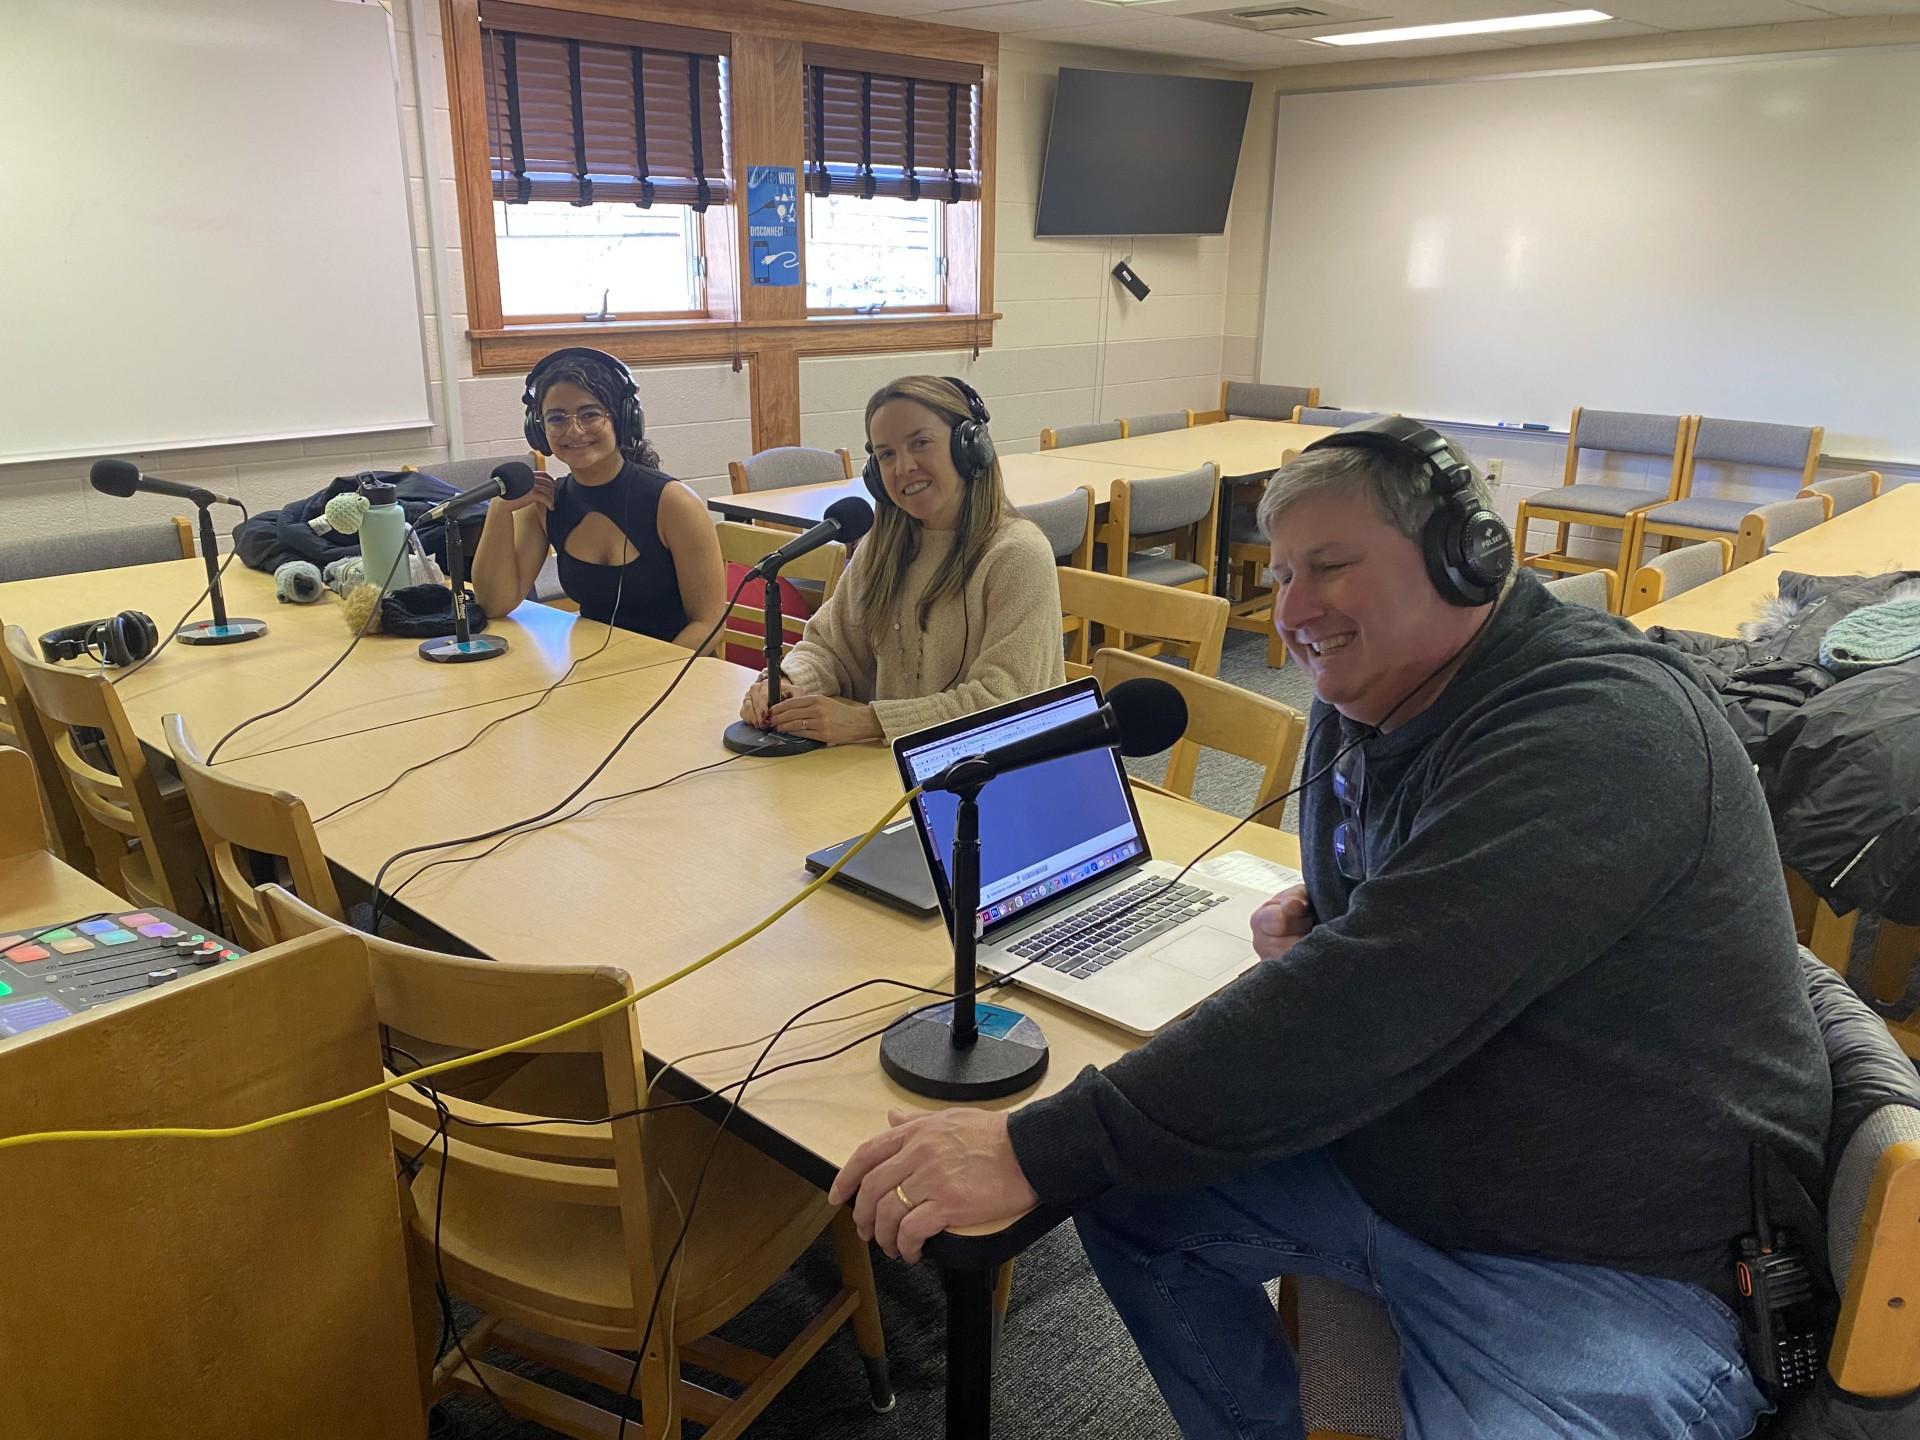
[480,3,729,209]
[803,47,981,203]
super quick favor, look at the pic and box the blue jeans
[1074,1152,1767,1439]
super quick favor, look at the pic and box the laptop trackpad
[1154,926,1251,979]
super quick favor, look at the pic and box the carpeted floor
[439,1220,1177,1439]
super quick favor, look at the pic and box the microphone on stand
[723,496,875,757]
[419,463,529,665]
[88,459,265,647]
[881,677,1189,1102]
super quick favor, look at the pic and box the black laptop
[804,819,941,917]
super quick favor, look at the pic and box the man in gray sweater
[831,424,1829,1438]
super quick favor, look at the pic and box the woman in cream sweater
[738,375,1065,744]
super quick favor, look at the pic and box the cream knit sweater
[779,516,1066,741]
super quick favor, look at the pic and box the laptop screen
[896,684,1147,936]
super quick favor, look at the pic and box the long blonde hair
[858,376,1008,647]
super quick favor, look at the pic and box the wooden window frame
[443,0,998,384]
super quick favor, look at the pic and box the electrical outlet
[1485,459,1504,488]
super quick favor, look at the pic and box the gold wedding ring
[895,1184,917,1208]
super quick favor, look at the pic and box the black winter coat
[1651,570,1920,922]
[232,470,484,576]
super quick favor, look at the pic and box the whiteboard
[1259,48,1920,463]
[0,0,430,464]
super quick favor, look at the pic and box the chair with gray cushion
[1097,464,1219,595]
[1019,486,1096,664]
[726,445,854,495]
[0,519,194,584]
[1801,471,1883,520]
[1733,495,1828,567]
[1624,538,1732,616]
[1294,406,1385,428]
[1636,418,1823,561]
[1125,411,1191,437]
[1543,569,1616,613]
[1514,407,1695,613]
[1041,420,1125,450]
[1283,949,1920,1439]
[1199,381,1320,425]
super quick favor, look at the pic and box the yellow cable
[0,785,924,1152]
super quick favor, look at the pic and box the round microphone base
[880,1002,1049,1102]
[420,634,509,664]
[723,720,822,757]
[177,618,268,646]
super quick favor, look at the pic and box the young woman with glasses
[471,347,725,648]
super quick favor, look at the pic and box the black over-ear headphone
[1302,417,1513,607]
[39,611,160,667]
[863,376,997,508]
[521,347,645,457]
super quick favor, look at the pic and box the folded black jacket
[232,469,484,576]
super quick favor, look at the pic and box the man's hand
[830,1109,1039,1263]
[1251,883,1314,960]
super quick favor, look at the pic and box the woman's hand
[739,678,780,729]
[767,692,883,746]
[495,471,555,514]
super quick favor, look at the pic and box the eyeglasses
[1331,744,1367,882]
[541,407,611,435]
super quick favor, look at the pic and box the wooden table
[1631,483,1920,636]
[1056,417,1334,480]
[0,557,1301,1437]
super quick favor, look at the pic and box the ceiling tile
[1596,0,1831,27]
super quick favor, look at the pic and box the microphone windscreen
[491,461,537,502]
[89,458,141,498]
[824,495,875,546]
[1107,676,1188,758]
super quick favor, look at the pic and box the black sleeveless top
[548,461,689,642]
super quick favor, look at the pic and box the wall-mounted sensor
[1112,260,1150,302]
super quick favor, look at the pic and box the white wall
[0,16,1277,537]
[799,39,1276,459]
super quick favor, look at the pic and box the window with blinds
[479,2,731,210]
[803,46,981,203]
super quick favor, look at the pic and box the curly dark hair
[533,353,661,469]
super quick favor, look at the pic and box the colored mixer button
[51,938,94,955]
[96,930,137,946]
[0,981,11,997]
[137,923,182,939]
[77,920,117,935]
[40,928,77,943]
[0,936,20,949]
[119,913,159,927]
[5,945,50,964]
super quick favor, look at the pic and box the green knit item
[1820,597,1920,675]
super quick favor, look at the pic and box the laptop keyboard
[1004,880,1230,980]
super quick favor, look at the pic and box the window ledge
[470,312,1000,373]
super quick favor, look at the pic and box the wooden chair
[1733,495,1828,567]
[1284,951,1920,1438]
[1092,649,1305,828]
[713,522,846,669]
[3,624,207,921]
[1124,410,1191,436]
[0,743,50,861]
[1040,419,1125,450]
[727,446,854,495]
[1017,487,1096,665]
[1801,470,1883,520]
[1623,538,1732,616]
[1058,568,1228,679]
[254,883,893,1440]
[1292,406,1384,427]
[0,624,94,874]
[1225,449,1302,670]
[1542,569,1619,613]
[1193,380,1320,426]
[1515,408,1694,611]
[0,517,194,583]
[1635,418,1823,563]
[1098,465,1220,599]
[161,714,343,950]
[1794,882,1920,1062]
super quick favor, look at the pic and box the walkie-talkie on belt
[1734,1144,1824,1397]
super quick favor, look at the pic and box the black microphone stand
[722,556,821,756]
[420,512,506,663]
[881,758,1050,1101]
[177,501,266,645]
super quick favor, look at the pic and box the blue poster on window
[746,165,799,287]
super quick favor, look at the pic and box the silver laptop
[893,679,1283,1036]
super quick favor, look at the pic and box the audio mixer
[0,908,247,1038]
